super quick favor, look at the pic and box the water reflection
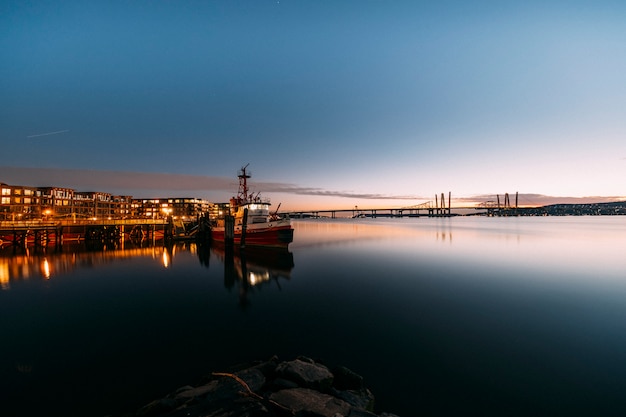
[0,242,189,289]
[3,218,626,417]
[211,244,294,308]
[0,241,294,300]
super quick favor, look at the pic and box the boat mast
[237,164,251,203]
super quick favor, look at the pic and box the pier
[0,218,205,249]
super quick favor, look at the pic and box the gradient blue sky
[2,0,625,210]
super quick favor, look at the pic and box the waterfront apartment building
[39,187,76,218]
[0,183,43,220]
[1,182,209,221]
[132,198,210,219]
[208,202,231,220]
[72,192,133,219]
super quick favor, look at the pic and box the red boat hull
[211,224,294,248]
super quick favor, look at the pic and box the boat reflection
[210,243,294,308]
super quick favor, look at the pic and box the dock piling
[240,208,248,248]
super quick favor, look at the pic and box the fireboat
[210,165,294,248]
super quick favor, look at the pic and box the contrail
[27,129,69,138]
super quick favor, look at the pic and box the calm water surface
[2,216,626,416]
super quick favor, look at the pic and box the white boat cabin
[234,201,271,225]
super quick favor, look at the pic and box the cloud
[2,167,623,206]
[0,166,234,193]
[0,166,422,201]
[252,181,424,200]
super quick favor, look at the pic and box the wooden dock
[0,219,172,249]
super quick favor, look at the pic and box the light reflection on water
[1,217,626,416]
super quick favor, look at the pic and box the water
[2,216,626,416]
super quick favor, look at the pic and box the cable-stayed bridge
[283,192,522,218]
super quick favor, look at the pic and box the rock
[174,380,220,400]
[122,356,401,417]
[174,385,194,395]
[348,410,379,417]
[234,367,266,392]
[270,387,352,417]
[136,398,178,417]
[334,388,375,411]
[275,358,334,391]
[272,377,300,390]
[332,366,364,391]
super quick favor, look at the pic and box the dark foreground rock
[118,356,400,417]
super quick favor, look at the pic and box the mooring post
[240,208,248,248]
[223,214,235,285]
[225,215,234,246]
[165,215,174,241]
[55,226,60,248]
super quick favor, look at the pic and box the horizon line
[1,165,624,209]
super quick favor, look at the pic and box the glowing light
[162,249,170,268]
[248,271,270,286]
[42,258,51,279]
[0,262,9,290]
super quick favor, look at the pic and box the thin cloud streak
[254,181,424,200]
[26,130,70,138]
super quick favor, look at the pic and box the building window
[1,188,9,196]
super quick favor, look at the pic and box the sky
[1,0,625,210]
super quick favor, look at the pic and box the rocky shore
[118,356,400,417]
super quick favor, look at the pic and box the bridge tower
[496,192,519,215]
[435,192,451,216]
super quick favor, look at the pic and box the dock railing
[0,218,169,229]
